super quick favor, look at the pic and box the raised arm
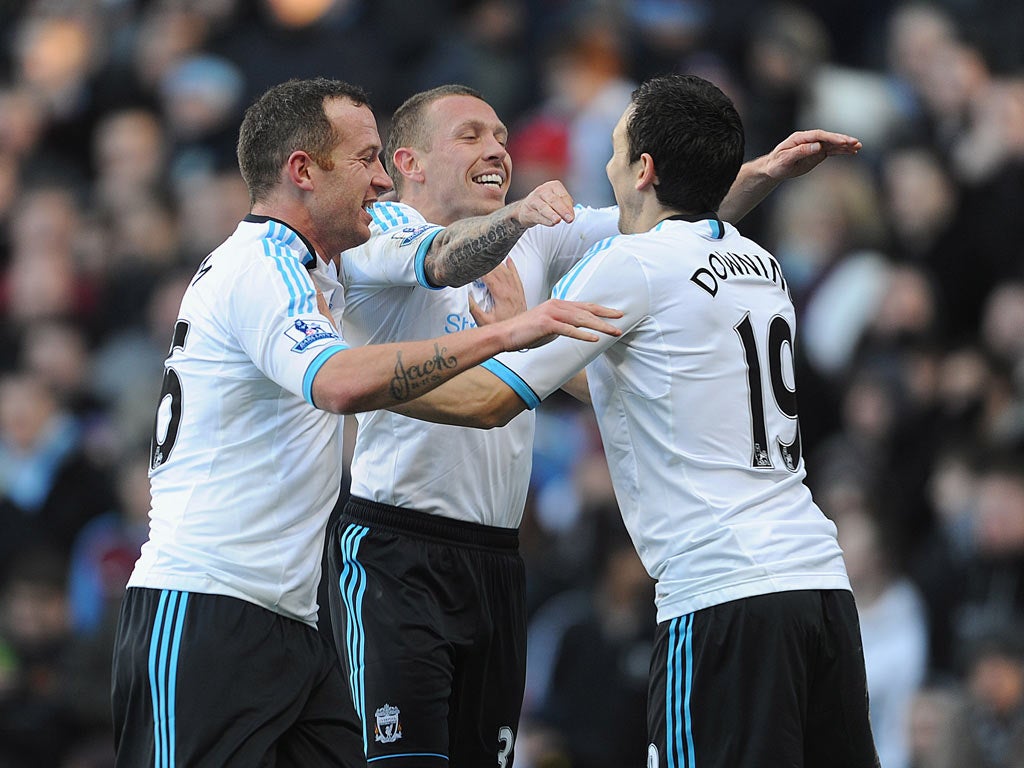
[423,180,575,287]
[719,130,862,222]
[311,297,621,414]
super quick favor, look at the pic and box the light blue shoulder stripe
[552,235,616,299]
[260,224,315,316]
[414,228,445,290]
[269,220,298,248]
[369,201,412,231]
[480,359,541,409]
[303,344,349,406]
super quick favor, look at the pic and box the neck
[623,198,675,235]
[654,208,720,229]
[399,188,459,226]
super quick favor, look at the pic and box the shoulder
[367,201,430,233]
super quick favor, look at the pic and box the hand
[513,180,575,227]
[316,290,338,328]
[501,298,623,350]
[470,259,527,326]
[763,130,863,181]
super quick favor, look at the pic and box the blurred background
[0,0,1022,766]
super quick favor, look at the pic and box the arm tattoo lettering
[389,344,459,400]
[425,215,527,287]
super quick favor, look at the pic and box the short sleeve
[486,238,650,405]
[342,201,444,290]
[516,205,620,288]
[230,254,348,407]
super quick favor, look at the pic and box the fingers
[572,301,624,321]
[316,290,337,328]
[779,130,862,158]
[554,326,600,342]
[568,312,622,337]
[520,181,575,226]
[546,302,623,337]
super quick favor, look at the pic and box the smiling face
[414,94,511,224]
[310,97,392,254]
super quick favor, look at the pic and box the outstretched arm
[391,365,526,428]
[311,298,621,414]
[423,180,575,287]
[719,130,862,222]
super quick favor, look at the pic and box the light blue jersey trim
[665,615,696,768]
[552,236,616,299]
[148,591,168,767]
[148,590,189,768]
[269,220,298,248]
[261,230,315,316]
[303,344,349,406]
[167,592,188,767]
[338,524,370,753]
[369,201,412,231]
[414,228,445,290]
[480,359,541,409]
[368,753,449,763]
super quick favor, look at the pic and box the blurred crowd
[0,0,1022,766]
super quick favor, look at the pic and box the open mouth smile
[472,173,504,188]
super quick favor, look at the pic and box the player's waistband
[343,496,519,551]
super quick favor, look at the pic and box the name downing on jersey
[690,250,788,298]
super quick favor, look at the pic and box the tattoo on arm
[425,214,527,287]
[389,344,459,400]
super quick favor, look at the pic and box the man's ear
[392,147,425,184]
[286,150,316,191]
[637,152,658,191]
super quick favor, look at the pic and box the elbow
[311,381,364,415]
[477,395,522,429]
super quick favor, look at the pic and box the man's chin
[469,189,506,214]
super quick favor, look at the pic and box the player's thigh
[448,551,527,768]
[647,592,823,768]
[113,588,345,768]
[330,518,455,766]
[276,631,366,768]
[804,591,880,768]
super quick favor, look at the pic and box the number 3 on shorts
[498,726,514,767]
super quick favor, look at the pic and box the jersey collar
[244,214,319,270]
[661,211,725,240]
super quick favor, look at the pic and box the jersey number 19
[734,312,802,471]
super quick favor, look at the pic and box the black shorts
[111,587,364,767]
[327,496,527,768]
[647,589,880,768]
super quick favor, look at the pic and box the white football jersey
[485,217,851,621]
[129,216,349,626]
[339,200,619,527]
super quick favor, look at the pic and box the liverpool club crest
[374,703,402,744]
